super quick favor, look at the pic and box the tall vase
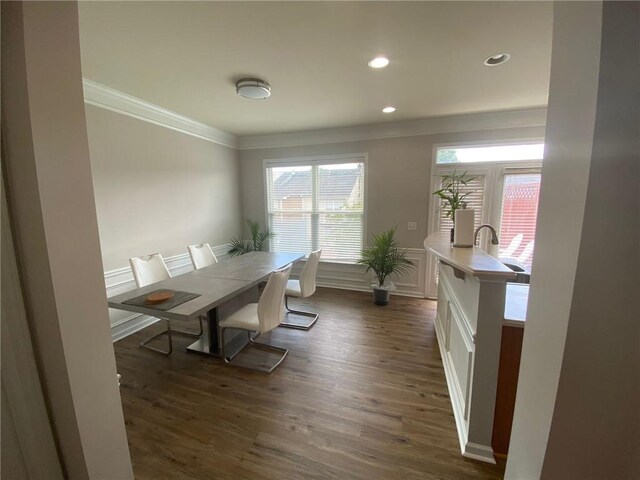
[453,208,475,247]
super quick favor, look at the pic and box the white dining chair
[501,233,523,258]
[218,264,292,373]
[188,243,218,270]
[517,241,535,265]
[130,253,170,287]
[281,249,321,330]
[129,253,203,355]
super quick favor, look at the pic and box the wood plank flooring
[114,288,505,480]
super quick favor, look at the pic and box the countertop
[504,283,529,327]
[424,232,517,280]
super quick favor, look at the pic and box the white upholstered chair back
[129,253,171,288]
[299,249,322,298]
[518,241,535,265]
[257,264,292,333]
[188,243,218,270]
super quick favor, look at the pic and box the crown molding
[82,79,238,149]
[237,107,548,150]
[82,78,546,152]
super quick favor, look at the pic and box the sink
[502,262,526,273]
[501,262,531,284]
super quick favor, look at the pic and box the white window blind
[497,173,541,269]
[266,160,365,262]
[437,175,485,233]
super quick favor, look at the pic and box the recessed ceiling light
[484,53,511,67]
[382,106,396,113]
[235,78,271,99]
[368,57,390,69]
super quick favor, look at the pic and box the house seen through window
[265,158,365,263]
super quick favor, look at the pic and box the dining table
[107,251,304,357]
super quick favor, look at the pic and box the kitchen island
[424,232,518,463]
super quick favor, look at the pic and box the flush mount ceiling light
[382,106,396,113]
[484,53,511,67]
[235,78,271,99]
[368,56,390,69]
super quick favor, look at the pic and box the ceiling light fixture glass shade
[368,57,390,69]
[484,53,511,66]
[236,78,271,99]
[382,106,396,113]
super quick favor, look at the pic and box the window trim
[262,153,368,264]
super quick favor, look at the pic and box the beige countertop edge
[424,232,517,280]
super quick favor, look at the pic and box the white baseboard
[106,245,427,342]
[463,442,497,464]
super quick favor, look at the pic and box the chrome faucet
[474,224,500,246]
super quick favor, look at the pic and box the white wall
[239,125,546,250]
[239,120,544,298]
[2,166,63,480]
[2,2,133,477]
[506,2,640,478]
[85,105,242,272]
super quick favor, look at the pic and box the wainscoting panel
[391,248,429,297]
[434,263,498,461]
[290,248,428,298]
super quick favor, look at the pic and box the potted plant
[227,220,275,257]
[432,170,478,242]
[358,227,415,306]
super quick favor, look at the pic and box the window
[497,173,541,269]
[436,143,544,164]
[265,157,365,263]
[427,142,543,298]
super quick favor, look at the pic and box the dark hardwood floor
[114,288,505,480]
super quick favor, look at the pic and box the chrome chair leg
[171,315,204,338]
[279,295,319,331]
[221,328,288,374]
[221,327,243,363]
[140,319,173,355]
[139,316,203,355]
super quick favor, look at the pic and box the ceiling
[78,1,553,137]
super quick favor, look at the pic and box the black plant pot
[373,287,390,306]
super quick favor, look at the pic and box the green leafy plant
[357,227,415,288]
[432,170,478,222]
[227,220,275,257]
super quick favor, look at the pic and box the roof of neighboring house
[273,169,360,199]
